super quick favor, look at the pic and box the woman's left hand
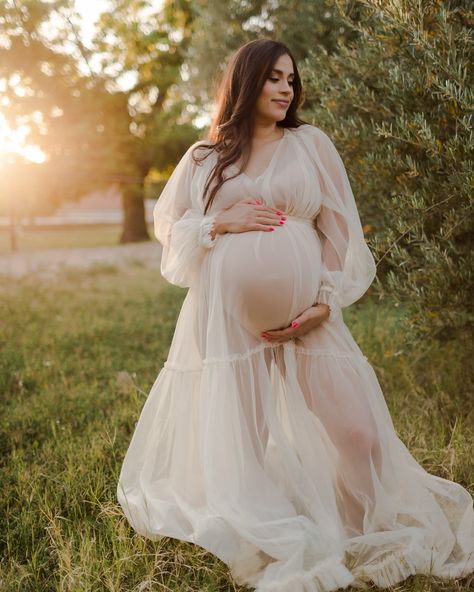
[261,304,330,343]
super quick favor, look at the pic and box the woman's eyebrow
[271,68,294,77]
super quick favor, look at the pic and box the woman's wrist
[210,214,227,240]
[314,302,331,321]
[198,213,220,248]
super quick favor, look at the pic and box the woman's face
[255,53,295,125]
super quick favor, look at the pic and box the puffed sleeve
[301,126,377,321]
[153,141,219,288]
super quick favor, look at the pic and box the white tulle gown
[117,124,474,591]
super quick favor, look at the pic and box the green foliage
[93,0,201,240]
[186,0,350,104]
[94,0,199,171]
[0,268,472,590]
[299,0,473,344]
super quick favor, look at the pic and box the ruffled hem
[253,556,355,592]
[236,549,474,592]
[241,546,474,592]
[350,545,474,589]
[351,546,434,589]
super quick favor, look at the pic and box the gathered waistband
[285,214,314,228]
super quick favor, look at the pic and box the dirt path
[0,242,163,279]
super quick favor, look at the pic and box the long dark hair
[192,38,309,215]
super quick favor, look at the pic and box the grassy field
[0,224,156,254]
[1,263,473,591]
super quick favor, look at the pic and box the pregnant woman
[117,39,474,591]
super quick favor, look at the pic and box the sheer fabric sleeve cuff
[160,211,218,287]
[198,212,219,249]
[315,284,342,323]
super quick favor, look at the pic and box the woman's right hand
[212,198,286,238]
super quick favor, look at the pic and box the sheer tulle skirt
[117,298,474,590]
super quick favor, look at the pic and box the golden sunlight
[0,116,46,165]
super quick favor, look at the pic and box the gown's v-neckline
[235,128,288,184]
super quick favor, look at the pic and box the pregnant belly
[219,221,322,336]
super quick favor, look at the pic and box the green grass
[0,267,473,591]
[0,223,156,253]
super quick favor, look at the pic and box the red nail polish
[281,216,287,221]
[279,219,285,225]
[276,210,282,215]
[268,227,274,231]
[291,321,299,328]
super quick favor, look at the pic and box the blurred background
[1,2,473,590]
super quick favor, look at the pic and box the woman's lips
[273,100,289,108]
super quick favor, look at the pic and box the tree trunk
[120,185,150,243]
